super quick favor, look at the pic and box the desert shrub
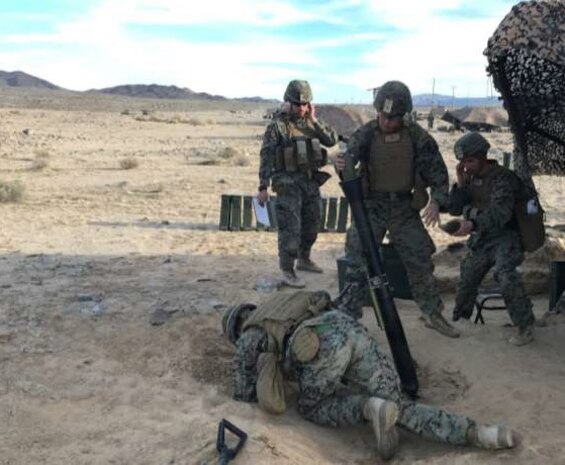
[206,118,216,125]
[218,146,240,159]
[168,113,188,124]
[29,159,49,171]
[196,158,220,166]
[121,109,131,115]
[234,155,250,166]
[0,180,24,203]
[187,118,205,126]
[119,157,139,170]
[34,150,51,159]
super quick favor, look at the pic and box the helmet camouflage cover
[284,80,313,104]
[454,132,491,160]
[374,80,413,116]
[222,303,257,345]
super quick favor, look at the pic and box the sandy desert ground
[1,88,565,465]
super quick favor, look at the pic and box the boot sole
[369,400,399,460]
[281,280,306,289]
[295,265,323,273]
[423,319,461,338]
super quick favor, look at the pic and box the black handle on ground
[217,419,248,465]
[339,174,419,398]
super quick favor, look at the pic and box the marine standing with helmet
[257,80,338,288]
[222,292,517,461]
[334,80,459,338]
[447,132,536,346]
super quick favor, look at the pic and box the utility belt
[274,137,327,173]
[366,191,412,201]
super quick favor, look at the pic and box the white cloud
[0,0,517,101]
[334,1,513,98]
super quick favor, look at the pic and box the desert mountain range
[0,70,277,103]
[1,69,501,106]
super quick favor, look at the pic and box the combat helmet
[284,80,313,104]
[222,303,257,345]
[454,132,491,160]
[374,81,413,117]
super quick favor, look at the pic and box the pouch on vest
[311,138,323,164]
[295,138,309,166]
[256,352,286,414]
[283,147,297,172]
[289,326,320,362]
[275,147,284,171]
[515,196,545,253]
[410,173,430,210]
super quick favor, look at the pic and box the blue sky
[0,0,518,102]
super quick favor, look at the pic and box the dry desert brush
[0,180,25,203]
[119,157,140,170]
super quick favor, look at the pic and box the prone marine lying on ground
[222,290,516,461]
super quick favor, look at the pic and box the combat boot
[281,270,306,289]
[296,257,323,273]
[467,424,515,449]
[423,312,461,338]
[508,325,533,346]
[363,397,399,461]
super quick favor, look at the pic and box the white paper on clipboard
[252,197,271,227]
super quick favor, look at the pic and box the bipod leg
[217,418,247,465]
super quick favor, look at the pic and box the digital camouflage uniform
[448,160,535,329]
[233,310,473,445]
[259,111,337,272]
[341,119,449,319]
[552,291,565,314]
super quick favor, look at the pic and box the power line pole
[451,85,456,109]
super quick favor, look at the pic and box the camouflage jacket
[447,161,521,241]
[258,112,338,188]
[346,120,449,208]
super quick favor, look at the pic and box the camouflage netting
[485,0,565,177]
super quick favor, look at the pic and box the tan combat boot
[468,424,515,449]
[296,258,323,273]
[508,325,533,346]
[422,312,461,338]
[281,270,306,289]
[363,397,399,461]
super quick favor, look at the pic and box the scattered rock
[255,276,281,293]
[66,295,106,317]
[77,293,102,302]
[149,308,171,326]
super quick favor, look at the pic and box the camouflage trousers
[552,290,565,314]
[294,311,472,445]
[454,231,535,328]
[343,197,442,318]
[273,177,321,270]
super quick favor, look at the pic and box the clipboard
[252,197,271,227]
